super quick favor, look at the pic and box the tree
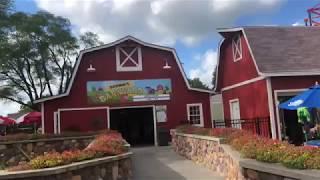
[188,78,209,90]
[211,66,217,88]
[0,0,13,16]
[0,0,13,44]
[79,32,103,49]
[0,9,103,110]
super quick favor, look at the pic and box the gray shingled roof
[241,26,320,74]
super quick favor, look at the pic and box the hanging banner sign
[87,79,171,104]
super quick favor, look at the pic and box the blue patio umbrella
[279,84,320,144]
[279,84,320,110]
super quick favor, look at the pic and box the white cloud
[35,0,285,46]
[0,102,20,116]
[292,21,304,27]
[189,49,217,88]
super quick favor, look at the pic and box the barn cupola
[115,40,142,72]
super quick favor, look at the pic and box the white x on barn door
[232,35,242,61]
[116,46,142,72]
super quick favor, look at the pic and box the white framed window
[116,45,142,72]
[187,103,204,127]
[232,34,242,62]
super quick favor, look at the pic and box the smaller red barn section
[35,36,213,146]
[215,26,320,144]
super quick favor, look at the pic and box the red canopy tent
[20,112,41,126]
[0,116,16,126]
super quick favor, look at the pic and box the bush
[8,131,126,171]
[85,133,125,155]
[176,125,211,136]
[305,150,320,169]
[0,129,117,142]
[7,164,31,171]
[280,146,315,169]
[255,139,289,163]
[210,128,240,139]
[29,150,101,169]
[29,132,125,169]
[238,136,260,159]
[175,125,320,170]
[30,152,64,169]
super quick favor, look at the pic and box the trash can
[157,127,170,146]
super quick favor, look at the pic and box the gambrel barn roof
[218,26,320,76]
[34,36,213,103]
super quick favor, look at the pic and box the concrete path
[131,146,225,180]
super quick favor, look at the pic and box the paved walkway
[131,146,224,180]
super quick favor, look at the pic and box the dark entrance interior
[110,107,154,146]
[279,96,304,145]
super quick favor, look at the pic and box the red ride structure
[307,2,320,26]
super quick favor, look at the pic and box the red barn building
[215,27,320,143]
[35,36,213,146]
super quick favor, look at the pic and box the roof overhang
[263,72,320,77]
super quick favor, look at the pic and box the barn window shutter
[232,34,242,62]
[116,45,142,72]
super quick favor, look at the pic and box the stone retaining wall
[0,136,95,167]
[171,130,244,180]
[0,152,132,180]
[171,130,320,180]
[240,159,320,180]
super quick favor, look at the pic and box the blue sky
[13,0,315,82]
[0,0,316,116]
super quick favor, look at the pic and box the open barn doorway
[276,91,305,145]
[110,107,155,146]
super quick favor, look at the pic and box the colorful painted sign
[87,79,172,104]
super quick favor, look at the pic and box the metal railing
[213,117,271,138]
[0,124,38,136]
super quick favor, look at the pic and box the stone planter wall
[171,130,244,180]
[0,152,132,180]
[240,159,320,180]
[171,130,320,180]
[0,136,95,167]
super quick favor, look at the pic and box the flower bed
[176,125,320,170]
[0,130,111,142]
[5,131,128,171]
